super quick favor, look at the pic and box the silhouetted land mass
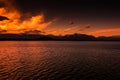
[0,33,120,41]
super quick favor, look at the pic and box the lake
[0,41,120,80]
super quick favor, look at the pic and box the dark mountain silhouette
[0,33,119,41]
[97,36,120,41]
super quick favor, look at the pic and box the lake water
[0,41,120,80]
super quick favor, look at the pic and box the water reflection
[0,41,120,80]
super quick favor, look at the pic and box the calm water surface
[0,41,120,80]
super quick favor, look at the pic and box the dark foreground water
[0,41,120,80]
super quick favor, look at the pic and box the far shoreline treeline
[0,33,120,41]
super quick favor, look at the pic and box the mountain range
[0,33,119,41]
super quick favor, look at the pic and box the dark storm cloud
[0,16,9,21]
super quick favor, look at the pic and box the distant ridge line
[0,33,120,41]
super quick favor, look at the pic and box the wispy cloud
[88,28,120,37]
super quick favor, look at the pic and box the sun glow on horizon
[88,28,120,37]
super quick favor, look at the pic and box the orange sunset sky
[0,0,120,37]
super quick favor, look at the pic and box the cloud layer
[0,0,52,34]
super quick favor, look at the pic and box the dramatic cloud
[0,0,53,34]
[0,16,9,21]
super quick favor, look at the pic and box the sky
[0,0,120,36]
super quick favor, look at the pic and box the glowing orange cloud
[0,0,52,34]
[88,28,120,37]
